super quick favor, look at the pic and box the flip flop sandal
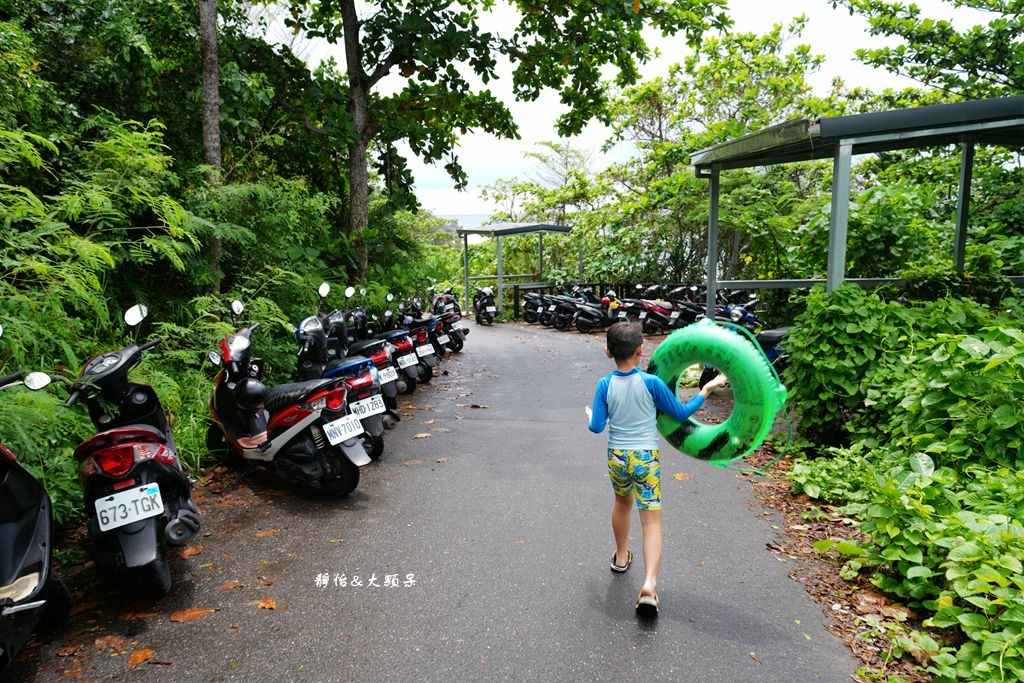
[636,591,659,617]
[609,549,633,573]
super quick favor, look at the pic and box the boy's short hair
[607,322,643,361]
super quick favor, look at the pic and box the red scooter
[207,301,369,497]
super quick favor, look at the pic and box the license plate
[548,305,556,311]
[453,321,468,331]
[670,311,680,319]
[351,394,385,418]
[437,334,451,344]
[397,353,418,369]
[639,312,647,319]
[416,344,435,357]
[95,483,163,532]
[618,311,627,318]
[323,414,364,444]
[378,366,398,384]
[445,303,454,310]
[486,306,496,313]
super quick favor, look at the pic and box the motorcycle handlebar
[65,389,82,407]
[0,371,25,388]
[139,338,162,352]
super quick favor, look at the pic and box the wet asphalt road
[13,322,858,682]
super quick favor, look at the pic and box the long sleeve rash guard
[588,368,705,451]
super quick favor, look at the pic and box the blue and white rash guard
[588,368,705,450]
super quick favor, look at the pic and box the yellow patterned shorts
[607,448,661,511]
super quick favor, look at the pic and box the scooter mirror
[23,372,52,390]
[345,286,355,298]
[360,288,367,296]
[208,350,222,367]
[387,293,394,302]
[124,304,149,327]
[0,323,4,338]
[318,282,331,298]
[231,300,244,316]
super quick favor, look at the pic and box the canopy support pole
[954,142,974,276]
[705,169,720,318]
[827,142,853,293]
[496,235,504,310]
[462,234,470,310]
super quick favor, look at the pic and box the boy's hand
[585,405,593,420]
[704,373,729,393]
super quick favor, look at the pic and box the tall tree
[199,0,223,291]
[830,0,1024,97]
[285,0,730,281]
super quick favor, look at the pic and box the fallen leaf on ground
[403,459,423,466]
[169,607,216,623]
[257,597,277,610]
[259,576,274,586]
[57,643,81,657]
[181,545,203,558]
[413,433,431,439]
[422,419,435,425]
[255,529,280,538]
[672,472,691,481]
[94,635,128,652]
[220,580,243,591]
[749,652,761,664]
[456,404,489,409]
[128,648,154,667]
[436,457,449,463]
[515,539,525,545]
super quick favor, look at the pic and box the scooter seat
[326,355,373,375]
[757,327,792,345]
[379,329,411,342]
[348,338,385,356]
[265,378,334,414]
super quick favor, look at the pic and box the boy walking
[587,322,726,616]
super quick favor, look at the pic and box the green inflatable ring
[646,318,788,465]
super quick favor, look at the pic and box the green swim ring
[647,318,787,465]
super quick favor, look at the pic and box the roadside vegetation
[1,1,1022,680]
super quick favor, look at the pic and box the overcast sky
[278,1,989,220]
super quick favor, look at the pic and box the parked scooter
[65,305,200,596]
[208,301,369,497]
[573,290,624,333]
[431,286,462,316]
[0,348,71,671]
[294,284,391,459]
[472,286,497,325]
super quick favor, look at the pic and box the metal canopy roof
[456,222,572,238]
[689,95,1024,317]
[691,95,1024,171]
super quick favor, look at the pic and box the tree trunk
[199,0,223,292]
[341,0,370,282]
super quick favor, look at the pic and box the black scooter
[66,306,200,596]
[0,361,71,671]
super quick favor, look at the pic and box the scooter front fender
[380,380,398,398]
[340,438,372,466]
[362,413,384,438]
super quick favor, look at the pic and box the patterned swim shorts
[607,448,661,511]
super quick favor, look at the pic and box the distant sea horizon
[436,213,491,228]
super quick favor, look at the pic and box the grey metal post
[954,142,974,277]
[827,142,853,293]
[538,233,544,279]
[705,169,720,318]
[462,234,470,309]
[496,235,504,310]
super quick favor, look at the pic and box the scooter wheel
[417,362,433,385]
[642,318,662,336]
[576,318,595,334]
[321,454,359,497]
[38,572,72,631]
[522,310,539,324]
[131,554,172,597]
[447,337,464,353]
[363,433,384,461]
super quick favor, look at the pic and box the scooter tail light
[346,372,373,391]
[0,443,17,462]
[394,338,412,351]
[416,328,428,344]
[134,442,178,467]
[325,387,346,411]
[94,444,136,478]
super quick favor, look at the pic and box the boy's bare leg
[612,493,633,565]
[638,508,663,596]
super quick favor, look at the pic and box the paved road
[14,322,857,682]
